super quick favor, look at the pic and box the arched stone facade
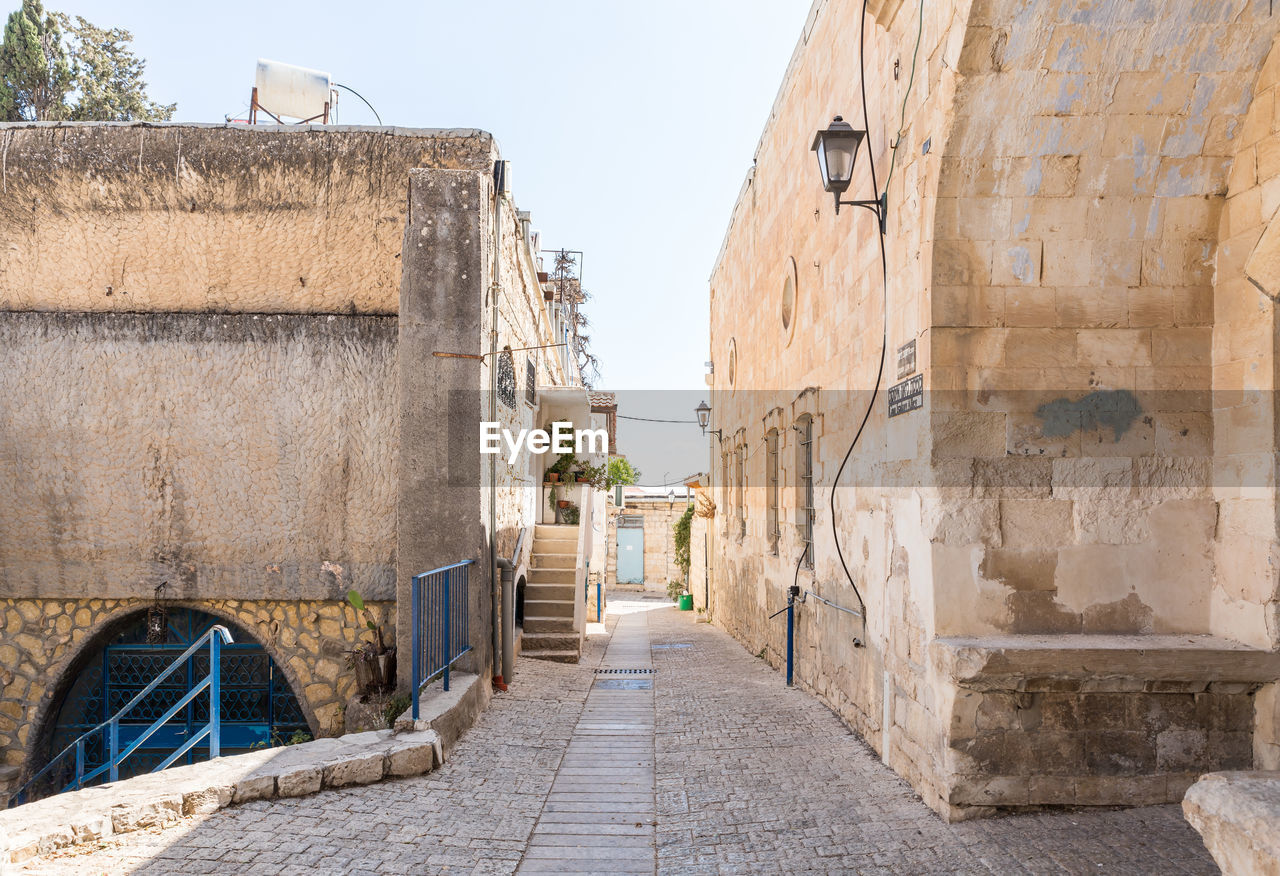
[0,597,392,784]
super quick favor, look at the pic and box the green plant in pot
[562,502,580,525]
[346,589,396,694]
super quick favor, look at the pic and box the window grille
[497,349,516,409]
[721,452,731,534]
[766,429,780,553]
[737,442,747,540]
[796,415,814,568]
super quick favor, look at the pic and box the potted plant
[346,589,395,694]
[562,502,581,525]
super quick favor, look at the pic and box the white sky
[56,0,815,477]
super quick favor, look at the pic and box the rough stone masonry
[0,123,573,793]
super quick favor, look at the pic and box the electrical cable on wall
[333,83,382,125]
[881,0,926,196]
[827,0,892,629]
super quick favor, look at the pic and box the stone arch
[24,600,317,782]
[1210,32,1280,648]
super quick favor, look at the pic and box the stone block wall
[707,0,1280,819]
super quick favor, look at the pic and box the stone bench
[926,635,1280,817]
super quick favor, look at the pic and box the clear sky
[55,0,814,479]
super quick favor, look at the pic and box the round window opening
[781,258,798,345]
[781,273,795,331]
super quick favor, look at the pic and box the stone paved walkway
[25,599,1216,875]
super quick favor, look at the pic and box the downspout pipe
[489,160,506,691]
[495,526,526,686]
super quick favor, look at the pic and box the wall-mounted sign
[896,339,917,380]
[888,374,923,418]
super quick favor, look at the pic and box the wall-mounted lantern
[695,400,722,441]
[146,582,170,644]
[811,115,886,231]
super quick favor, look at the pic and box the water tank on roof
[254,59,333,122]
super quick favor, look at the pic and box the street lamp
[811,115,886,231]
[695,400,722,439]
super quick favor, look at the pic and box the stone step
[524,615,576,633]
[530,568,575,584]
[522,649,580,664]
[525,599,573,619]
[532,553,575,569]
[526,583,575,601]
[520,632,580,651]
[535,524,578,541]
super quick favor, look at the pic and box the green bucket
[678,594,693,611]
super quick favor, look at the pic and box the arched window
[497,348,516,409]
[795,415,814,568]
[35,608,307,801]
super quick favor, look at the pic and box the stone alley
[24,599,1215,875]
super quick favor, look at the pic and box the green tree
[606,456,640,489]
[0,3,173,122]
[58,14,173,121]
[0,0,70,121]
[673,504,694,579]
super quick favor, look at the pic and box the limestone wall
[0,124,492,314]
[707,0,1280,819]
[0,312,398,604]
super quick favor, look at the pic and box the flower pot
[353,655,375,691]
[374,649,396,690]
[547,473,560,483]
[557,500,570,509]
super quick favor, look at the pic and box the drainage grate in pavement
[651,644,693,650]
[595,668,655,674]
[594,678,653,690]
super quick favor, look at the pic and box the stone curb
[0,726,442,865]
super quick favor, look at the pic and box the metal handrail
[9,625,233,807]
[411,560,475,720]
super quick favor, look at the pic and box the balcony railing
[410,560,474,720]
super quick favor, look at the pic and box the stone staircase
[520,524,582,664]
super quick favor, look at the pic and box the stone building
[606,489,692,595]
[0,123,586,795]
[706,0,1280,819]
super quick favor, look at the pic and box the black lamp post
[812,115,886,231]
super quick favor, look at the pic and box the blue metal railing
[10,625,233,807]
[411,560,474,720]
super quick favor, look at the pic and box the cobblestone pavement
[26,599,1216,875]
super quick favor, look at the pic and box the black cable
[616,415,699,424]
[333,83,382,125]
[828,0,887,624]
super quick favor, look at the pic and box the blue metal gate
[40,609,307,795]
[617,517,645,584]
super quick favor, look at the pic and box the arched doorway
[35,608,308,798]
